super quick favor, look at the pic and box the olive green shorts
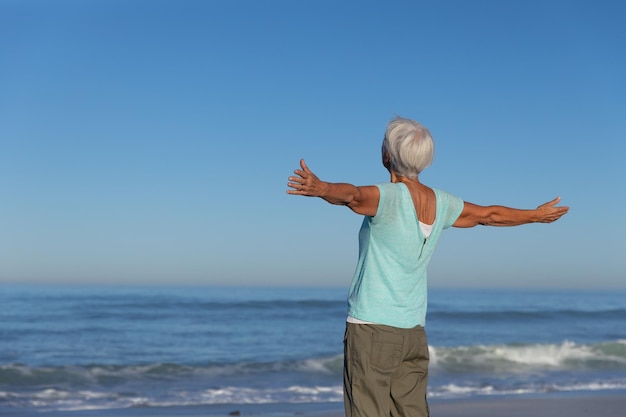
[343,322,430,417]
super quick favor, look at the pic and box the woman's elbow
[453,216,482,228]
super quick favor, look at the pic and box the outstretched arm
[287,159,379,216]
[454,197,569,228]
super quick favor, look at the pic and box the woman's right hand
[287,159,327,197]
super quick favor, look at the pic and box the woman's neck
[390,171,420,186]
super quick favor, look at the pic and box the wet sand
[29,393,626,417]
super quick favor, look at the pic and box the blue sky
[2,0,624,289]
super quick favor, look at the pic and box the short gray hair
[382,116,434,179]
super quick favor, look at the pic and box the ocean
[1,285,626,415]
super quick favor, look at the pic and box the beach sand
[29,394,626,417]
[428,395,626,417]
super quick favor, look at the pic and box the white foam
[431,340,626,373]
[428,383,537,399]
[198,385,343,404]
[33,389,71,399]
[551,381,626,392]
[493,340,594,366]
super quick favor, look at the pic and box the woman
[286,116,569,417]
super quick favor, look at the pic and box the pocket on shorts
[370,332,404,370]
[416,328,430,361]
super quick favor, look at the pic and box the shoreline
[428,393,626,417]
[11,392,626,417]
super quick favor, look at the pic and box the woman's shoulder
[373,182,412,209]
[431,188,465,226]
[431,187,461,200]
[376,181,407,193]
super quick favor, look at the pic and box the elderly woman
[287,116,569,417]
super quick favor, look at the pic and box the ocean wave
[3,341,626,411]
[428,380,626,399]
[3,340,625,387]
[73,299,347,313]
[428,308,626,321]
[430,340,626,373]
[4,379,626,412]
[0,356,344,388]
[0,385,345,412]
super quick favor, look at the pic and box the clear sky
[2,0,625,289]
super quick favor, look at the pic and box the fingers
[300,159,311,173]
[287,177,305,193]
[540,196,561,208]
[286,182,306,195]
[286,185,303,194]
[535,196,569,223]
[287,159,319,196]
[291,159,310,179]
[288,159,313,183]
[541,196,568,209]
[296,159,313,178]
[287,159,307,194]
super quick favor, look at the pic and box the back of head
[382,116,434,179]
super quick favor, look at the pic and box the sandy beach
[22,394,626,417]
[428,395,626,417]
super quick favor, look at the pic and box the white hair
[382,116,434,179]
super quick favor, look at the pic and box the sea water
[1,285,626,414]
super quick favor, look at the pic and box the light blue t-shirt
[347,183,464,328]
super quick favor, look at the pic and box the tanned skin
[287,159,569,227]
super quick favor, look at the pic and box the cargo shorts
[343,322,430,417]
